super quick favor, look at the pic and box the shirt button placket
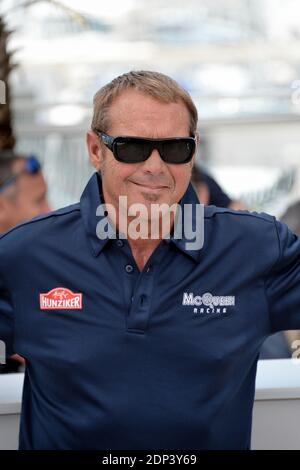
[126,264,155,333]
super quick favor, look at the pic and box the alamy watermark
[96,197,205,251]
[0,340,6,365]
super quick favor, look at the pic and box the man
[0,152,50,373]
[0,152,50,232]
[1,70,300,450]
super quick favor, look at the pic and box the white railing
[1,359,300,450]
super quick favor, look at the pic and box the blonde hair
[91,70,198,135]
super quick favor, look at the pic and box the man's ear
[86,129,104,171]
[189,131,200,169]
[190,153,196,169]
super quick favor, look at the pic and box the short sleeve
[265,219,300,333]
[0,274,14,358]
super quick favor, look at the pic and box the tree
[0,0,87,151]
[0,14,15,150]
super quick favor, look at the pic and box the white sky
[61,0,137,19]
[0,0,138,24]
[42,0,137,19]
[264,0,300,38]
[2,0,300,37]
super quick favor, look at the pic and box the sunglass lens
[115,141,148,163]
[162,140,194,163]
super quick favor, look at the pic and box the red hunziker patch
[39,288,83,310]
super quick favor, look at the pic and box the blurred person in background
[279,201,300,354]
[0,152,50,232]
[281,201,300,244]
[192,164,291,360]
[0,151,51,373]
[191,165,247,210]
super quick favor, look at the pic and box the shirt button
[125,264,134,273]
[117,240,124,247]
[146,265,152,273]
[140,295,148,307]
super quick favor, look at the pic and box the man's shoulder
[204,204,275,226]
[203,205,282,272]
[204,205,278,249]
[0,203,81,250]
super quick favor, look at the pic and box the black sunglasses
[93,129,196,164]
[0,155,41,193]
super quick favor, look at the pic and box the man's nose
[141,148,165,173]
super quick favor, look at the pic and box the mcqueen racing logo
[182,291,235,314]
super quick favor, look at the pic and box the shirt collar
[80,172,203,262]
[167,180,204,263]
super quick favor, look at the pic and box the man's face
[87,90,195,220]
[0,161,51,231]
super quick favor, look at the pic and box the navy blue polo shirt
[1,171,300,450]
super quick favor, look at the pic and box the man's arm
[0,275,15,362]
[265,219,300,333]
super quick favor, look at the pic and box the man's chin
[128,194,172,210]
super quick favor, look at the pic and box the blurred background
[1,0,300,214]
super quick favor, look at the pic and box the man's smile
[129,180,170,192]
